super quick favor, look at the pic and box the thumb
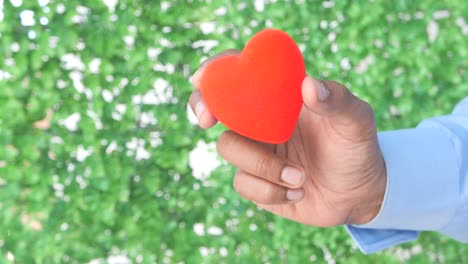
[301,76,376,139]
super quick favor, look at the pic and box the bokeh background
[0,0,467,263]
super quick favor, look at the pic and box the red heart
[200,29,305,143]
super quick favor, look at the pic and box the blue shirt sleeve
[345,97,468,254]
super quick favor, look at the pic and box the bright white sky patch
[186,104,198,125]
[61,53,85,71]
[10,0,22,8]
[0,70,12,81]
[0,0,4,22]
[27,30,36,39]
[433,10,450,20]
[112,104,127,121]
[75,145,93,162]
[60,112,81,131]
[108,255,132,264]
[207,226,223,236]
[214,7,226,16]
[322,0,335,8]
[154,78,172,103]
[131,78,173,105]
[88,254,132,264]
[200,22,215,34]
[193,223,205,236]
[102,0,118,12]
[20,10,35,26]
[149,131,162,148]
[89,58,101,74]
[38,0,49,6]
[455,17,468,35]
[125,137,151,161]
[138,112,157,127]
[39,16,48,25]
[355,54,375,74]
[189,140,220,181]
[56,3,65,14]
[254,0,264,12]
[427,21,439,43]
[147,47,162,60]
[123,35,135,48]
[160,1,170,12]
[101,89,113,102]
[340,57,351,71]
[86,110,103,130]
[191,40,219,53]
[69,71,93,99]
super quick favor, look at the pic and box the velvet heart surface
[200,29,305,143]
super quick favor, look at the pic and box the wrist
[347,157,387,225]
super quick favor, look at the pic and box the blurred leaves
[0,0,467,263]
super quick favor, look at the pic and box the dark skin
[189,50,387,226]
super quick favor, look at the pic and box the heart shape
[200,29,305,143]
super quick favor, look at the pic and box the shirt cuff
[345,226,419,254]
[346,125,459,252]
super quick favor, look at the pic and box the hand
[188,50,387,226]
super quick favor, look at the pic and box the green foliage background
[0,0,467,263]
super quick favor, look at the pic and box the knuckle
[327,80,347,95]
[339,87,353,104]
[361,101,374,118]
[255,157,272,178]
[355,100,375,123]
[359,102,378,137]
[255,156,285,182]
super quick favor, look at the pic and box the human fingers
[301,76,376,140]
[188,90,218,128]
[188,49,241,128]
[217,130,305,188]
[233,170,304,204]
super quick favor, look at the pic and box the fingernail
[281,166,304,186]
[315,79,330,102]
[287,189,304,201]
[195,101,205,119]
